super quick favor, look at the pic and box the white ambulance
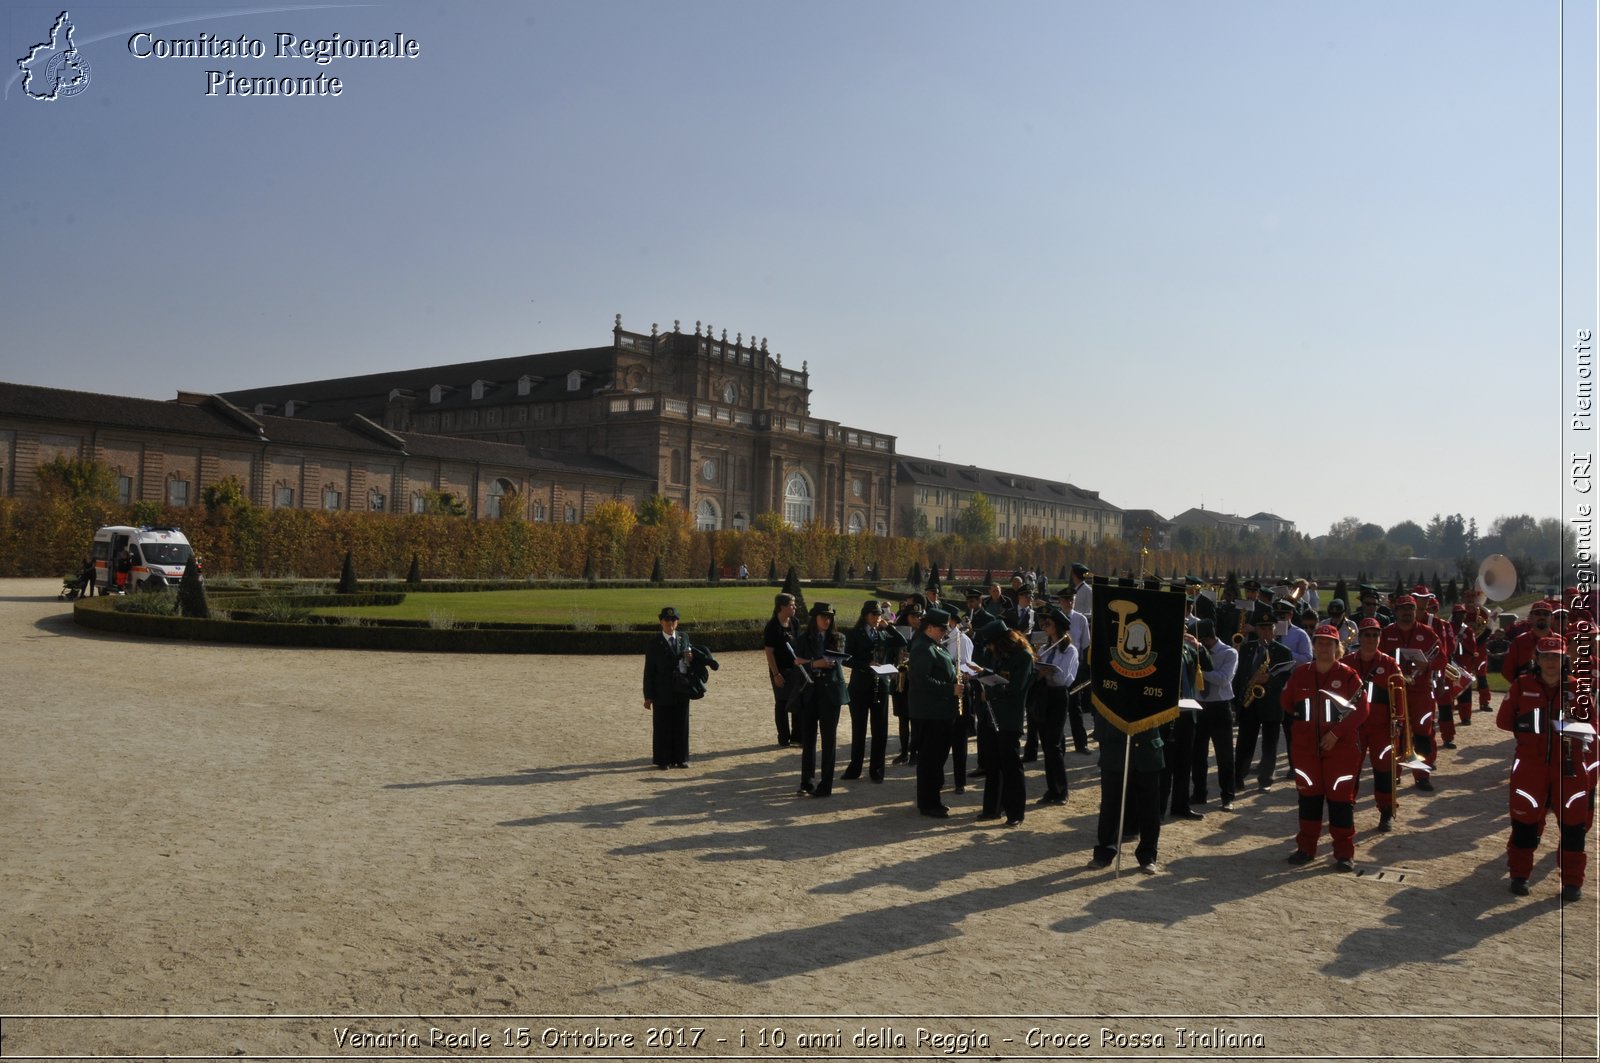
[91,525,201,593]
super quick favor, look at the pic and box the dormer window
[566,370,586,392]
[471,380,491,400]
[430,384,448,404]
[517,374,541,396]
[284,399,303,417]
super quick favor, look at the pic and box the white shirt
[1073,580,1092,620]
[1038,640,1079,688]
[1199,639,1238,698]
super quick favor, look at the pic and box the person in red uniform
[1341,618,1405,832]
[1416,590,1457,744]
[1439,603,1480,745]
[1378,596,1442,790]
[1459,588,1495,716]
[1281,625,1370,871]
[1501,601,1555,682]
[1498,635,1598,902]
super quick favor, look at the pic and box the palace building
[894,457,1124,545]
[219,316,900,533]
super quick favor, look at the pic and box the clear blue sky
[2,0,1592,540]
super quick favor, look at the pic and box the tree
[833,557,845,583]
[201,474,251,514]
[177,560,209,619]
[582,553,597,584]
[1387,520,1426,556]
[636,494,675,526]
[954,492,996,543]
[651,556,665,583]
[33,455,117,503]
[782,565,806,615]
[898,504,929,540]
[909,561,924,588]
[752,511,787,535]
[406,554,421,584]
[766,558,777,581]
[423,490,467,517]
[337,550,357,594]
[585,499,638,577]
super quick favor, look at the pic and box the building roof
[1119,509,1170,530]
[219,346,620,416]
[0,381,650,482]
[896,456,1122,513]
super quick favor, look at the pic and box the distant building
[0,382,652,520]
[1119,509,1172,549]
[894,457,1123,544]
[1169,507,1295,538]
[221,317,899,534]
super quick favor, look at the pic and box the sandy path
[1,580,1594,1061]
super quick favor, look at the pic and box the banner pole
[1113,732,1131,877]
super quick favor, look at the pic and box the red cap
[1313,624,1342,642]
[1531,600,1554,614]
[1359,618,1382,631]
[1411,584,1432,596]
[1537,635,1567,656]
[1450,604,1466,614]
[1393,595,1416,607]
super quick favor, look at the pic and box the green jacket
[986,644,1035,732]
[907,633,958,721]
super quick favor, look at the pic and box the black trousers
[1191,700,1236,802]
[1161,711,1199,814]
[771,677,796,744]
[983,728,1027,820]
[651,698,689,766]
[1095,754,1161,866]
[1069,664,1093,752]
[1234,706,1282,788]
[845,676,889,779]
[799,699,841,794]
[1039,684,1071,801]
[912,718,953,811]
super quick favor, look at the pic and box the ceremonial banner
[1089,581,1186,735]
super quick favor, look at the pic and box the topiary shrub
[337,550,358,594]
[406,554,421,585]
[177,561,209,619]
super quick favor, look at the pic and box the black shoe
[1021,754,1039,763]
[1442,741,1457,750]
[1258,783,1273,793]
[1003,817,1024,827]
[869,773,884,783]
[655,764,670,770]
[811,789,831,798]
[1414,776,1435,792]
[1510,878,1531,896]
[1088,855,1113,869]
[1190,793,1208,805]
[919,806,950,819]
[970,769,987,779]
[1218,801,1235,811]
[975,811,1002,821]
[1378,813,1393,833]
[1172,809,1204,821]
[1138,861,1161,875]
[1286,850,1314,866]
[892,753,908,764]
[953,785,966,794]
[1035,794,1065,807]
[797,782,814,795]
[1563,885,1582,903]
[840,769,862,780]
[1076,747,1093,756]
[1334,858,1355,873]
[907,754,918,765]
[672,762,688,769]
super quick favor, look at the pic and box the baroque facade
[220,317,899,534]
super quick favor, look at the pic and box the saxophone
[1241,644,1271,708]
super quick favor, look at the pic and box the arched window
[783,471,813,528]
[697,498,721,532]
[486,477,514,519]
[847,512,864,535]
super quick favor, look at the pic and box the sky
[2,0,1595,541]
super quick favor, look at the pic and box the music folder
[869,663,899,676]
[1178,698,1203,713]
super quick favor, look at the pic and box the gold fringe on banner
[1091,695,1179,736]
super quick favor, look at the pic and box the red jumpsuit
[1341,649,1402,815]
[1439,621,1477,741]
[1378,622,1440,782]
[1501,627,1551,683]
[1280,661,1370,860]
[1497,675,1598,888]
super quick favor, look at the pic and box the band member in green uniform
[908,607,960,818]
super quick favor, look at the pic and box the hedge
[74,596,763,654]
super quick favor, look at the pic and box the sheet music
[869,663,899,676]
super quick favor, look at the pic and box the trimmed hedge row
[74,596,763,654]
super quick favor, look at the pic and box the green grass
[313,585,886,626]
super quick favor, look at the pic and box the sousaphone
[1477,554,1518,602]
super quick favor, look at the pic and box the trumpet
[1386,672,1432,818]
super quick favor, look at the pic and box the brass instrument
[1242,646,1271,709]
[1232,631,1247,649]
[1385,672,1432,817]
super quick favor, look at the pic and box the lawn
[313,584,886,627]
